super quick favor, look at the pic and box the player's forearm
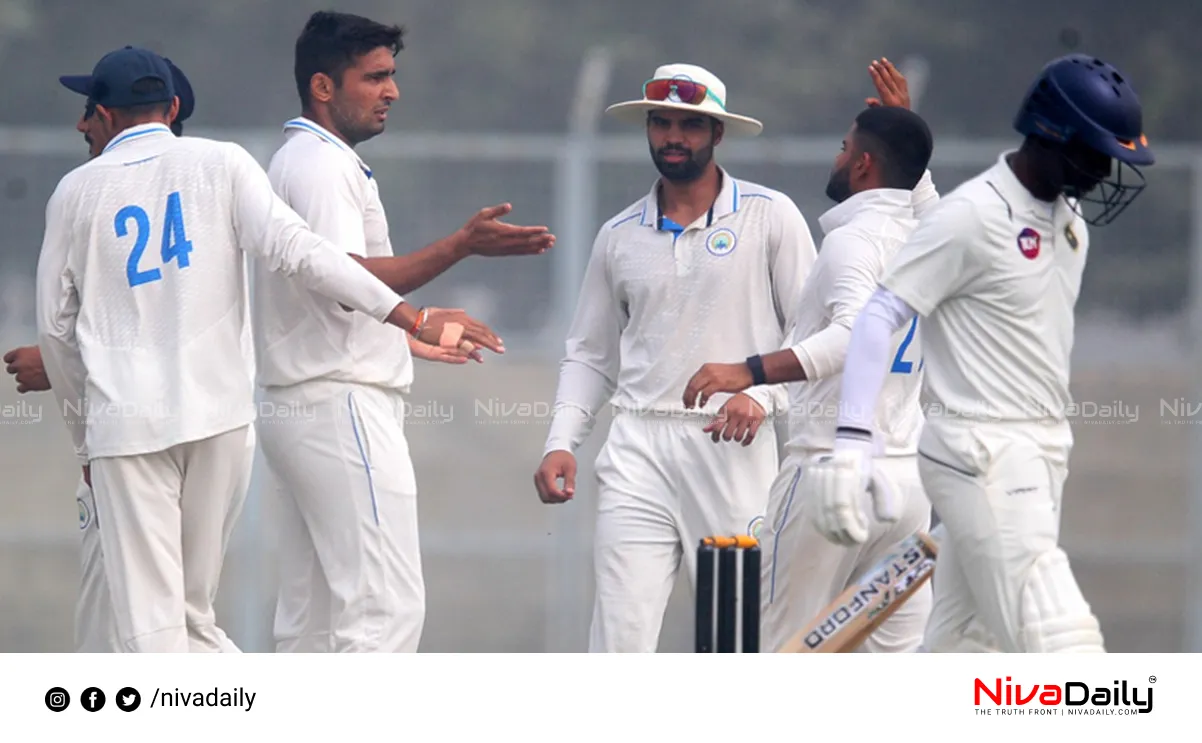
[353,232,470,295]
[911,169,939,219]
[836,289,916,435]
[756,348,806,385]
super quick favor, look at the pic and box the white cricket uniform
[36,123,406,653]
[838,151,1104,652]
[253,118,422,653]
[760,183,936,653]
[544,169,817,652]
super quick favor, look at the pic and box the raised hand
[866,58,911,110]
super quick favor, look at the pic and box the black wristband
[745,354,767,386]
[835,426,873,442]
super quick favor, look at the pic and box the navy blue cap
[162,58,195,122]
[59,46,175,109]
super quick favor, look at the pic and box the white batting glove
[808,430,900,546]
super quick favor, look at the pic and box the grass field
[0,345,1191,652]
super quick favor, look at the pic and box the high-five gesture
[865,58,910,110]
[459,203,555,257]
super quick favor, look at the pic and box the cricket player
[533,64,817,652]
[257,11,554,653]
[803,53,1154,653]
[683,63,941,652]
[35,45,489,653]
[4,56,197,652]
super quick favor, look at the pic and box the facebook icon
[81,687,106,712]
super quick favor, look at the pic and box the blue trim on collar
[102,123,172,155]
[283,118,373,179]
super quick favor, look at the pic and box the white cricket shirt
[783,187,926,458]
[879,151,1090,427]
[543,169,818,455]
[36,123,404,462]
[252,118,414,401]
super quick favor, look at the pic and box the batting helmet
[1015,54,1152,165]
[1013,54,1152,225]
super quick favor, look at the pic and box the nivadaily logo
[974,676,1154,716]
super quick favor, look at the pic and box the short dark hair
[852,106,934,190]
[294,11,404,107]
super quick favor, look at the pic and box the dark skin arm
[340,202,553,300]
[681,351,807,410]
[349,234,470,295]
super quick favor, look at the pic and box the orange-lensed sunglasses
[642,77,726,110]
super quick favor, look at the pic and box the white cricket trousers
[759,450,932,653]
[89,425,254,653]
[589,412,778,653]
[259,382,424,653]
[917,420,1105,653]
[75,477,120,652]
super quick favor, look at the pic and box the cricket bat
[778,531,938,653]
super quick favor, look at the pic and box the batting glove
[808,429,901,546]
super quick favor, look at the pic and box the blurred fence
[1,126,1200,652]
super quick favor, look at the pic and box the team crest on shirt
[1017,227,1041,260]
[706,227,738,257]
[747,515,765,540]
[1064,223,1079,250]
[78,496,92,531]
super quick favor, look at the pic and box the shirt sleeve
[745,196,818,416]
[34,181,90,464]
[910,169,940,220]
[835,287,917,435]
[543,230,623,456]
[789,230,882,381]
[225,144,402,322]
[274,149,368,256]
[879,196,984,317]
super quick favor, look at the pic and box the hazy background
[0,0,1199,652]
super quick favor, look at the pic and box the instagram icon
[45,687,70,712]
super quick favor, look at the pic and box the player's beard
[651,143,713,184]
[329,101,382,147]
[825,163,853,203]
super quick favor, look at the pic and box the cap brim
[605,100,763,137]
[59,75,93,96]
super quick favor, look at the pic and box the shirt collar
[818,188,914,235]
[283,116,373,179]
[985,149,1070,223]
[101,123,173,155]
[638,166,741,230]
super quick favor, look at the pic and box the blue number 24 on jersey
[116,191,194,288]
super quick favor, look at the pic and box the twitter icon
[116,687,141,712]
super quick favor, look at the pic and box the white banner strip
[0,653,1186,740]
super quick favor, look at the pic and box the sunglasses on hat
[642,77,726,110]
